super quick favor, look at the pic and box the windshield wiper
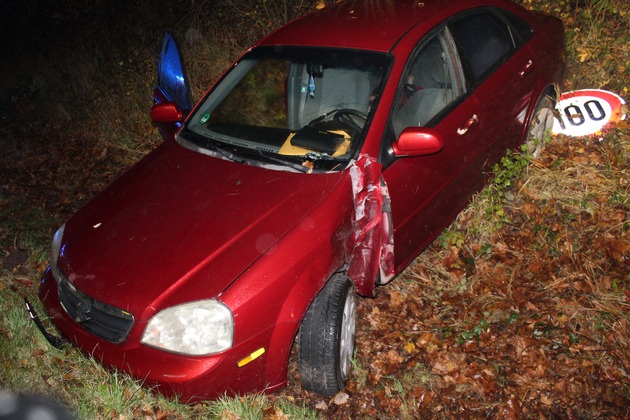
[256,150,311,173]
[179,131,249,164]
[304,151,337,161]
[206,140,248,164]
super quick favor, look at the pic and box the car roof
[258,0,476,52]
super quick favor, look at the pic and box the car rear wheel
[526,95,556,158]
[299,274,356,395]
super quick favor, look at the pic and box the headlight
[50,223,66,280]
[141,300,234,355]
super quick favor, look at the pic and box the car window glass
[157,32,192,111]
[449,11,515,84]
[208,59,289,128]
[498,10,533,47]
[392,31,464,137]
[183,47,390,172]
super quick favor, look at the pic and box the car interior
[393,37,455,136]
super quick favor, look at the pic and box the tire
[525,95,556,158]
[299,274,356,395]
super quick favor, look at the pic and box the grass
[0,2,323,415]
[0,286,48,390]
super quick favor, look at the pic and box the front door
[155,32,192,139]
[382,27,486,270]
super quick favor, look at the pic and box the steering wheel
[332,108,367,133]
[308,108,367,134]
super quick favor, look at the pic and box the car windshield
[180,46,391,172]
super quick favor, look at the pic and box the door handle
[457,114,478,136]
[519,59,533,77]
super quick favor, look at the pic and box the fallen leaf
[431,356,458,375]
[332,392,349,405]
[605,239,629,263]
[494,396,521,419]
[389,290,406,308]
[315,400,328,410]
[269,408,290,420]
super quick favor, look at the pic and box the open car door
[153,32,192,139]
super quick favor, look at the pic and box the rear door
[448,8,537,166]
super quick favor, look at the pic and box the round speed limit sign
[552,89,627,137]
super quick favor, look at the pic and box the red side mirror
[150,102,184,123]
[392,127,444,157]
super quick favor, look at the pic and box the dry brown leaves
[280,131,629,418]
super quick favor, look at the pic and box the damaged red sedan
[37,0,565,401]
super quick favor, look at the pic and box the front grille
[56,272,134,343]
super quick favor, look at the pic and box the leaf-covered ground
[276,132,629,418]
[0,0,628,418]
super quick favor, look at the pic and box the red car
[37,0,565,401]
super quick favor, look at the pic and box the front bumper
[37,268,288,402]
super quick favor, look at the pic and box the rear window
[449,10,515,84]
[499,9,534,46]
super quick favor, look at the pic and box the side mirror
[150,102,184,123]
[392,127,444,157]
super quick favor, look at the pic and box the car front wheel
[299,273,356,395]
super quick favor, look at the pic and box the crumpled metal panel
[347,155,395,296]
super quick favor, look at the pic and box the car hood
[58,140,345,319]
